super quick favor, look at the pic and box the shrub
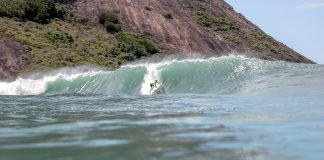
[211,17,239,31]
[98,11,122,33]
[0,0,28,18]
[104,21,122,33]
[144,6,152,11]
[0,0,63,23]
[115,32,159,60]
[45,28,74,46]
[162,13,173,19]
[192,11,211,27]
[193,11,242,45]
[99,11,118,24]
[139,39,159,54]
[54,0,76,4]
[25,0,58,23]
[116,53,135,61]
[193,11,239,31]
[246,31,281,54]
[223,32,241,44]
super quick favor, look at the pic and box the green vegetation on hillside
[0,1,164,74]
[0,0,64,23]
[193,11,239,31]
[245,31,286,59]
[99,12,122,33]
[192,10,288,58]
[193,11,241,45]
[162,13,173,19]
[45,28,75,47]
[115,32,159,61]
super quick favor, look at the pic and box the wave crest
[1,56,323,96]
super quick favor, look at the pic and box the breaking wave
[1,56,323,96]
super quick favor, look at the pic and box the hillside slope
[74,0,313,63]
[0,0,314,80]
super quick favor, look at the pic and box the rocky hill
[0,0,314,80]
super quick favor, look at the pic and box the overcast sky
[224,0,324,64]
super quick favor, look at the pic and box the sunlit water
[1,56,324,160]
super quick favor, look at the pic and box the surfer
[150,80,160,92]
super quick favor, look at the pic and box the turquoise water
[1,56,324,160]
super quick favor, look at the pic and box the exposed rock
[75,0,231,54]
[0,38,25,80]
[74,0,314,63]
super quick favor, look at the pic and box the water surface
[1,56,324,160]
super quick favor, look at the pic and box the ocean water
[0,56,324,160]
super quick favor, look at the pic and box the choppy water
[1,56,324,160]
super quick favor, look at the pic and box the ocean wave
[1,56,323,96]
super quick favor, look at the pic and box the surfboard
[151,84,163,94]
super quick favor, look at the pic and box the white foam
[140,64,162,95]
[0,67,103,95]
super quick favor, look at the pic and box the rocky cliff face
[74,0,314,63]
[77,0,231,56]
[0,38,26,80]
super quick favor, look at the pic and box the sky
[224,0,324,64]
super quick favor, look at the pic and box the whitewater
[1,56,324,160]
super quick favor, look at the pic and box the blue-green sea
[1,56,324,160]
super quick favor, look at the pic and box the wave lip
[0,56,323,96]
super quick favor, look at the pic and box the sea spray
[0,66,103,95]
[140,63,163,95]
